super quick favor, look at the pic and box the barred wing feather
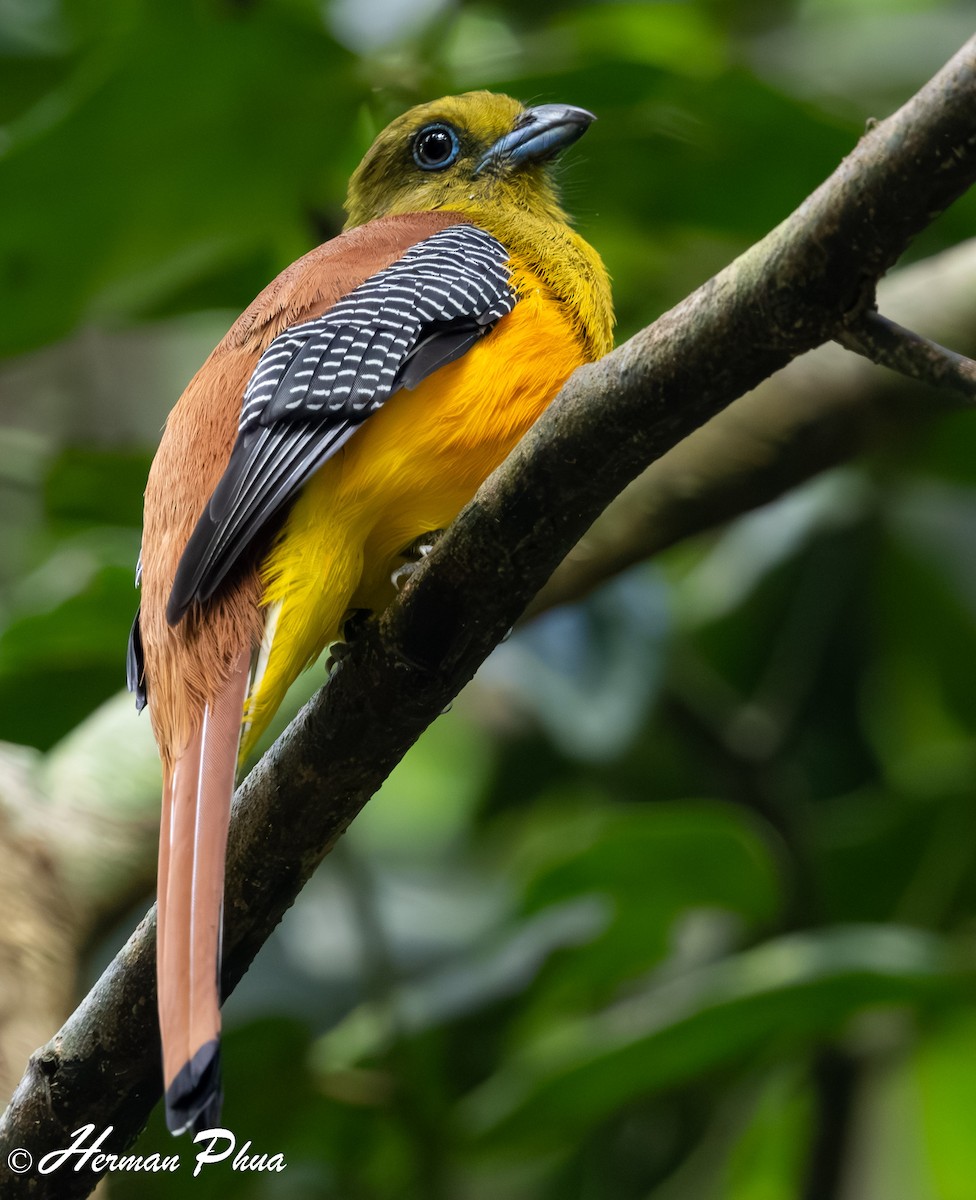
[166,225,516,625]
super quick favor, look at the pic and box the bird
[126,89,613,1135]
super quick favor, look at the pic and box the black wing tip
[167,514,225,625]
[166,1039,223,1135]
[126,608,148,712]
[165,590,190,627]
[167,521,213,626]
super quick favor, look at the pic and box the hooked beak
[474,103,596,176]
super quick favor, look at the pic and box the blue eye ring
[412,123,460,171]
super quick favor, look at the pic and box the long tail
[157,649,250,1134]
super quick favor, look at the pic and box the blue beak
[475,104,596,176]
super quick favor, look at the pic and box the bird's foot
[391,529,445,591]
[326,609,372,673]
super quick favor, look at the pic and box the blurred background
[2,0,976,1197]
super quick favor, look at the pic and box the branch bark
[2,33,975,1197]
[837,309,976,400]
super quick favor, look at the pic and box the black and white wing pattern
[166,224,516,624]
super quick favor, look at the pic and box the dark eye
[412,123,460,171]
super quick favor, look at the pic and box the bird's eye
[412,124,460,171]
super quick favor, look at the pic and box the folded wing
[165,224,517,625]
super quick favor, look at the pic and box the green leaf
[509,799,783,1015]
[464,926,966,1149]
[0,1,356,355]
[915,1012,976,1200]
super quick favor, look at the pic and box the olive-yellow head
[344,91,593,229]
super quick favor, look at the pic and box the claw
[326,609,372,673]
[325,640,351,674]
[391,528,445,590]
[391,560,418,591]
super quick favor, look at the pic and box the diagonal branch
[2,33,975,1198]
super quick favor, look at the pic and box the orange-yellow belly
[240,271,587,756]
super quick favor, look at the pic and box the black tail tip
[166,1039,222,1135]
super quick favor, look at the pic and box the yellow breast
[240,262,595,756]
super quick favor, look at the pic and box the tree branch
[2,34,975,1197]
[836,308,976,400]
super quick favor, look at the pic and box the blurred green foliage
[2,0,976,1196]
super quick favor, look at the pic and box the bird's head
[344,91,594,229]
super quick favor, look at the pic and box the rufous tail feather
[157,648,250,1134]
